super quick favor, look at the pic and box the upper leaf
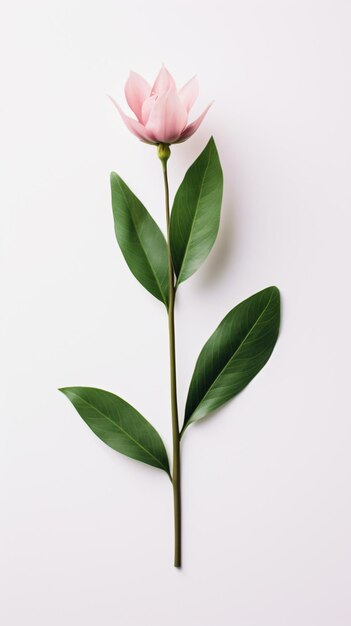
[111,173,169,306]
[181,287,280,435]
[59,386,170,475]
[170,137,223,285]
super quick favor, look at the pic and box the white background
[1,1,351,624]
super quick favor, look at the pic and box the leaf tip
[207,135,215,149]
[269,285,281,298]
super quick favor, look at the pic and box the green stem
[160,146,181,568]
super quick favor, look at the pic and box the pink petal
[141,95,157,125]
[151,65,176,96]
[108,96,156,143]
[145,89,188,144]
[175,102,213,143]
[124,71,151,121]
[178,76,199,112]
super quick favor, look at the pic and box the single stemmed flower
[60,65,280,568]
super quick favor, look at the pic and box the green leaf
[181,286,280,435]
[170,137,223,285]
[111,172,169,306]
[59,387,170,476]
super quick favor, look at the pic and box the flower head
[110,65,212,145]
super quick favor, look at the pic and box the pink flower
[110,65,212,145]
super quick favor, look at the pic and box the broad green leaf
[111,173,169,306]
[59,387,170,475]
[181,287,280,435]
[170,137,223,285]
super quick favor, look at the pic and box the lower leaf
[59,387,170,476]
